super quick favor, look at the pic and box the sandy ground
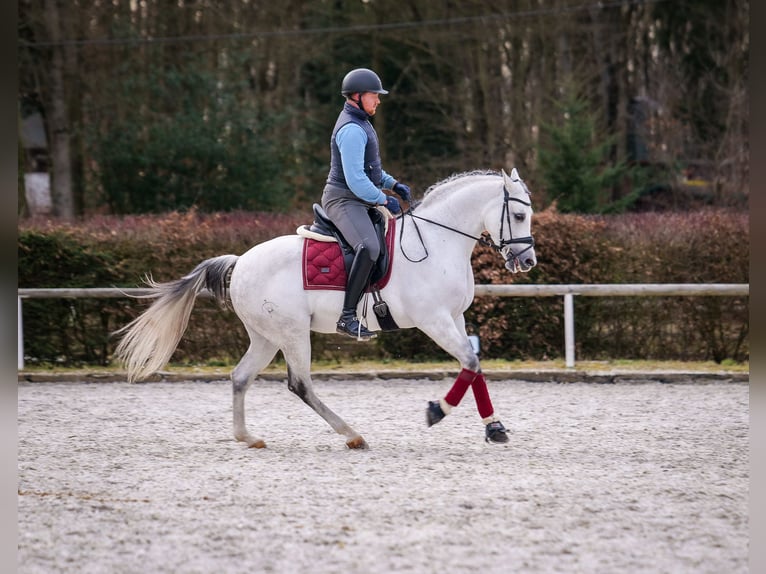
[17,378,748,573]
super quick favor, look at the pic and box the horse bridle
[398,183,535,264]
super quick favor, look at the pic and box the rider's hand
[384,196,402,214]
[392,182,411,202]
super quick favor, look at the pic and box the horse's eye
[514,213,525,223]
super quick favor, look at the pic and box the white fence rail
[17,284,749,370]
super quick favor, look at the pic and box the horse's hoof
[346,436,369,450]
[426,400,446,427]
[485,421,509,444]
[248,439,267,449]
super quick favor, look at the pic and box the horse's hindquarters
[228,236,357,337]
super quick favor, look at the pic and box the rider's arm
[380,169,396,191]
[336,124,389,204]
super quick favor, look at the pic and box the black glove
[392,182,411,202]
[384,196,402,214]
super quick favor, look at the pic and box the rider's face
[359,92,381,115]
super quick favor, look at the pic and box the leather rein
[398,183,535,264]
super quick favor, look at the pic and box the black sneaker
[426,400,446,427]
[485,421,509,443]
[336,316,376,340]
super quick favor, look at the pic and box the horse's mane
[418,170,501,207]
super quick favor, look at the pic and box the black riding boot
[337,247,376,340]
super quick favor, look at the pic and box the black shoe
[426,400,445,427]
[485,421,509,443]
[336,315,376,340]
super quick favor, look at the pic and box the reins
[397,183,535,264]
[398,208,493,263]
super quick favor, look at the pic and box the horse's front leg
[286,365,368,450]
[419,313,509,443]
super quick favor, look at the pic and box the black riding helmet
[340,68,389,96]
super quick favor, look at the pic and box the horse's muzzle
[499,233,536,273]
[504,252,537,273]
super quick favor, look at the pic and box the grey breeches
[321,190,381,262]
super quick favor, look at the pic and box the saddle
[297,204,399,331]
[297,204,394,289]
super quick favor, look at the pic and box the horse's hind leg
[282,336,368,450]
[232,335,278,448]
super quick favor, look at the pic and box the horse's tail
[114,254,239,382]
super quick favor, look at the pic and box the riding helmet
[340,68,389,96]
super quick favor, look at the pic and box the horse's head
[484,168,537,273]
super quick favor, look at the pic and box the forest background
[17,0,749,367]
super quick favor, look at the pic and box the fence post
[564,293,575,368]
[18,297,24,370]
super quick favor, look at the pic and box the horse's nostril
[525,258,536,267]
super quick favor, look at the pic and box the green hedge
[18,209,749,366]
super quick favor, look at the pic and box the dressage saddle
[307,203,391,286]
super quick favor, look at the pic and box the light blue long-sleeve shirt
[336,123,396,204]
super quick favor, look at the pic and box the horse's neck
[417,180,491,238]
[405,179,493,261]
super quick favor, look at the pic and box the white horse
[115,168,536,448]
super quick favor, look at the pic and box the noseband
[399,182,535,263]
[498,184,535,260]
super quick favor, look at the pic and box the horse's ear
[501,168,520,184]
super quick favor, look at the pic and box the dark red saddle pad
[302,218,396,291]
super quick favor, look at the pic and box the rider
[321,68,412,340]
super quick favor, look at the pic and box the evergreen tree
[537,90,627,213]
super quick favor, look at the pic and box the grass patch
[19,358,749,375]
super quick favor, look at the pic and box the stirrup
[426,400,446,427]
[336,316,376,340]
[485,421,509,444]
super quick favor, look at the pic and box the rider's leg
[336,244,376,339]
[322,199,381,340]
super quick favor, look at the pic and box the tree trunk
[45,0,75,219]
